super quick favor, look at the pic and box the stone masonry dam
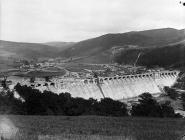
[24,70,180,100]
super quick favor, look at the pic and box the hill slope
[114,42,185,69]
[0,40,62,59]
[0,40,64,70]
[0,28,184,68]
[44,42,75,50]
[61,28,185,59]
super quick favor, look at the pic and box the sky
[1,0,185,43]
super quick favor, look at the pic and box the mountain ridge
[0,28,185,68]
[60,28,185,58]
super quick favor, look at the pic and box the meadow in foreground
[0,115,185,140]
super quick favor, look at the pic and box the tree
[131,93,161,117]
[94,98,128,116]
[160,101,176,117]
[163,86,179,100]
[15,83,46,115]
[131,93,178,117]
[0,90,24,114]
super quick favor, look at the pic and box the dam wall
[30,70,179,100]
[62,70,179,100]
[4,70,179,100]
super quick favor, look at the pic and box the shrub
[131,93,178,117]
[0,90,24,114]
[63,97,93,116]
[94,98,128,116]
[131,93,161,117]
[163,86,179,100]
[13,84,128,116]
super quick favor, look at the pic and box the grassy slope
[0,40,65,70]
[0,28,184,66]
[0,115,185,140]
[0,40,63,59]
[61,28,184,58]
[114,43,185,69]
[138,43,185,68]
[61,28,185,65]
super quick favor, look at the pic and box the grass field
[0,115,185,140]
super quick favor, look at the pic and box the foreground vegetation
[0,84,182,118]
[0,115,185,140]
[0,81,185,139]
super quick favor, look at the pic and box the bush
[131,93,161,117]
[2,84,178,117]
[131,93,178,117]
[13,84,128,116]
[0,90,24,114]
[163,86,179,100]
[63,97,93,116]
[94,98,128,116]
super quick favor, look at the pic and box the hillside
[0,40,65,70]
[114,42,185,69]
[0,28,185,68]
[61,28,185,59]
[44,41,75,50]
[138,43,185,68]
[0,40,63,59]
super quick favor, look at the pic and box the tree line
[0,83,184,117]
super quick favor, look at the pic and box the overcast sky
[1,0,185,43]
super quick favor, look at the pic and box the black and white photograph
[0,0,185,139]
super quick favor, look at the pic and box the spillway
[23,70,179,100]
[2,70,179,100]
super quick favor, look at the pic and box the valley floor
[0,115,185,140]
